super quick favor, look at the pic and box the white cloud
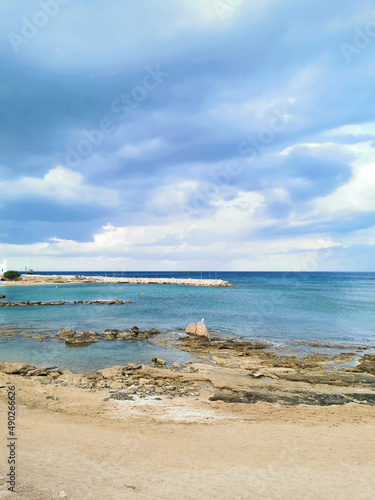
[309,141,375,216]
[0,166,119,206]
[325,121,375,137]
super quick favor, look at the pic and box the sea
[1,271,374,372]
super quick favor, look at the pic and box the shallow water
[0,272,374,370]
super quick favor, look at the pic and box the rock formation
[65,331,99,345]
[185,319,210,340]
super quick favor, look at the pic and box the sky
[1,0,375,271]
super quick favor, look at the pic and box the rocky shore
[1,339,375,499]
[1,330,375,405]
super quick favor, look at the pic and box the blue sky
[1,0,375,271]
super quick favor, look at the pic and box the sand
[1,369,375,500]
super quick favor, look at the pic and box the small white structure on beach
[1,259,6,274]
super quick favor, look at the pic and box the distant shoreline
[1,274,235,288]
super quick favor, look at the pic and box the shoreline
[1,337,375,498]
[0,274,235,287]
[1,333,375,406]
[1,280,375,497]
[1,367,375,499]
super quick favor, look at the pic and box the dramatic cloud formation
[0,0,374,270]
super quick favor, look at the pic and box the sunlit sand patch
[108,396,240,423]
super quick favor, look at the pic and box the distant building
[1,259,6,274]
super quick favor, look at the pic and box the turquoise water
[1,272,375,370]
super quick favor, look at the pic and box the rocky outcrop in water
[0,300,132,307]
[57,329,76,340]
[116,326,149,340]
[57,329,99,345]
[57,326,160,344]
[102,329,119,340]
[185,319,210,339]
[106,326,160,340]
[65,331,99,346]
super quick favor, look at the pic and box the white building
[1,259,7,274]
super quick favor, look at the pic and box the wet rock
[0,299,127,307]
[144,328,160,335]
[152,358,166,367]
[209,390,375,406]
[329,353,356,363]
[65,331,99,346]
[117,326,148,340]
[353,354,375,375]
[0,295,5,299]
[346,393,375,404]
[274,356,302,369]
[303,354,330,368]
[57,328,76,340]
[102,329,119,340]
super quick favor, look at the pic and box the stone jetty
[92,277,234,287]
[2,274,235,287]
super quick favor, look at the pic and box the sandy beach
[1,337,375,499]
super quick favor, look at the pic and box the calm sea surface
[1,272,374,371]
